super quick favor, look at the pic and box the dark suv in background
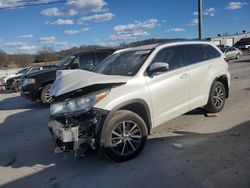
[21,48,115,104]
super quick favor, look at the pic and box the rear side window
[179,44,206,66]
[78,53,95,70]
[202,44,221,60]
[152,46,182,70]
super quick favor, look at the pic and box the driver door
[146,46,190,127]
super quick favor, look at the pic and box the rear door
[146,46,190,126]
[179,44,215,109]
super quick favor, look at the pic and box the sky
[0,0,249,54]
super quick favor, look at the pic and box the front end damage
[48,69,130,155]
[48,107,109,153]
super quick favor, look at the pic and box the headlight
[22,78,36,86]
[50,90,109,115]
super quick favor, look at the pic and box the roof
[118,39,208,52]
[72,47,116,56]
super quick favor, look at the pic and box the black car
[21,48,115,104]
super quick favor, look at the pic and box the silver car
[49,41,230,161]
[223,47,242,61]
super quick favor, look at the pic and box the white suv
[49,41,230,161]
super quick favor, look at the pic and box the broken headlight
[50,90,109,115]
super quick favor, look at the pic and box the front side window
[152,47,182,70]
[93,50,151,76]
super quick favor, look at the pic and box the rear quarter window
[202,44,221,60]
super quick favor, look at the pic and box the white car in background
[2,67,44,91]
[223,47,242,61]
[49,41,230,161]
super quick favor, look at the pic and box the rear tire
[40,84,52,104]
[205,81,226,113]
[103,110,148,162]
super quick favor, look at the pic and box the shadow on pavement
[0,103,250,188]
[0,95,48,110]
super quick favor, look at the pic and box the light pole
[198,0,203,40]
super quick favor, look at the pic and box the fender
[207,74,229,100]
[97,99,152,148]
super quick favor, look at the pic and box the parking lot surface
[0,54,250,188]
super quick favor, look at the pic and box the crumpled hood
[51,70,131,97]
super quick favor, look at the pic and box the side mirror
[149,62,169,74]
[70,63,80,69]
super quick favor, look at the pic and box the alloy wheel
[111,120,142,156]
[213,85,225,108]
[45,88,52,103]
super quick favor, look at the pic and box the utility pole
[198,0,203,40]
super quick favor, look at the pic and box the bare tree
[13,55,34,68]
[36,46,55,65]
[0,50,8,68]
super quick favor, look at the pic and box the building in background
[210,32,250,48]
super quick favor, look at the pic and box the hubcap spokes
[213,86,224,108]
[111,120,142,156]
[45,89,52,103]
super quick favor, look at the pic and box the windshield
[16,68,29,74]
[93,50,151,76]
[56,55,76,69]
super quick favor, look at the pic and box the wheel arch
[214,75,229,98]
[98,99,152,148]
[38,81,54,94]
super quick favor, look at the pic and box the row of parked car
[1,67,45,91]
[2,41,231,161]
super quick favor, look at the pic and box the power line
[0,0,66,10]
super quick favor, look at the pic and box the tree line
[0,38,178,69]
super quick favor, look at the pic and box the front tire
[205,81,226,113]
[103,110,148,162]
[40,84,52,104]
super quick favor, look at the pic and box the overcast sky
[0,0,249,54]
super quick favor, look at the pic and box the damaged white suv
[49,41,230,161]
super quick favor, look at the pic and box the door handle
[180,73,190,79]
